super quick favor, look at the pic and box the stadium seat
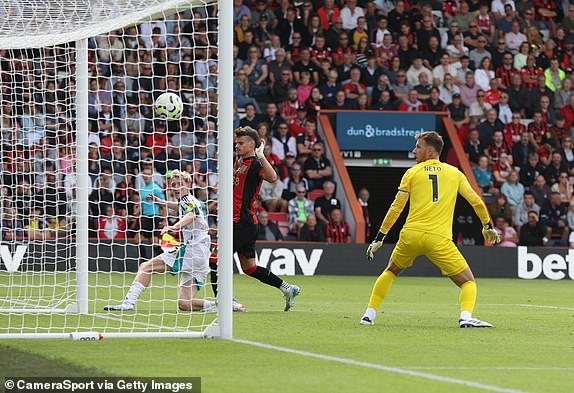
[308,189,325,201]
[268,212,288,222]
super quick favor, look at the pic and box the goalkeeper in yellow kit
[360,131,500,328]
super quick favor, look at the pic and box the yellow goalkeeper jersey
[380,159,490,239]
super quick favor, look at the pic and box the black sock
[247,266,283,289]
[209,262,218,297]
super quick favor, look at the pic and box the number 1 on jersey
[428,174,438,202]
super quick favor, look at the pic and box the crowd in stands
[0,5,220,248]
[5,0,574,246]
[231,0,574,247]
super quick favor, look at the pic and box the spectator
[460,72,481,109]
[283,162,309,201]
[448,93,469,129]
[560,137,574,174]
[271,68,295,105]
[138,167,166,241]
[486,129,512,166]
[298,214,326,242]
[297,119,322,162]
[495,91,513,125]
[506,114,527,146]
[97,205,127,240]
[477,109,503,145]
[505,21,527,54]
[508,73,531,118]
[414,72,433,101]
[493,152,514,187]
[540,192,569,246]
[501,170,524,212]
[567,199,574,232]
[469,36,492,69]
[288,185,314,234]
[544,58,565,93]
[303,142,333,190]
[474,57,495,91]
[340,0,364,31]
[326,208,351,243]
[289,106,308,137]
[494,216,519,247]
[314,180,341,226]
[465,129,486,166]
[550,172,572,204]
[262,103,282,134]
[279,88,299,124]
[320,69,343,105]
[422,87,447,112]
[519,210,546,246]
[398,89,423,112]
[260,174,288,213]
[472,155,494,193]
[272,122,297,161]
[514,191,541,230]
[438,73,460,106]
[489,194,513,224]
[554,77,573,110]
[513,131,536,169]
[544,151,568,185]
[343,67,366,103]
[26,207,55,241]
[256,211,284,241]
[239,103,264,129]
[469,90,493,125]
[406,57,432,88]
[531,174,552,207]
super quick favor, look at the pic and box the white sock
[364,307,377,321]
[280,281,292,295]
[124,282,145,305]
[202,300,216,311]
[460,310,472,321]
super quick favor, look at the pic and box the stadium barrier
[1,242,573,280]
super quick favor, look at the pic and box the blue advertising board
[335,112,438,151]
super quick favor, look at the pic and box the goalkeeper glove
[482,222,501,245]
[255,142,265,160]
[366,231,386,261]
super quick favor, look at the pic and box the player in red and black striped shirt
[234,127,300,311]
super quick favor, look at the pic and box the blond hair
[415,131,444,154]
[169,169,192,186]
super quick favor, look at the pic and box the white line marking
[233,339,529,393]
[406,367,574,371]
[484,304,574,312]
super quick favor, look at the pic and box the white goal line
[233,339,530,393]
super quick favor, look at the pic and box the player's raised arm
[366,171,411,261]
[162,210,196,235]
[147,193,179,211]
[255,142,278,183]
[458,172,500,245]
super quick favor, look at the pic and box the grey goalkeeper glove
[482,222,501,245]
[366,231,386,261]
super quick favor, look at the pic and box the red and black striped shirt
[326,221,351,243]
[496,66,519,88]
[233,156,264,225]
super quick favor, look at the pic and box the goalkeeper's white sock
[202,300,216,312]
[280,281,292,295]
[460,310,472,321]
[364,307,377,321]
[124,282,145,306]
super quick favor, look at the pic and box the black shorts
[141,216,162,238]
[234,222,258,259]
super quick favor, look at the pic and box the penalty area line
[233,339,529,393]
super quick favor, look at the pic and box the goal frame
[0,0,233,340]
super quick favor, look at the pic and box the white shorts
[159,236,211,287]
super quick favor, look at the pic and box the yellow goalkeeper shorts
[390,229,469,276]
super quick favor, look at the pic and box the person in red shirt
[503,113,526,145]
[97,205,126,240]
[528,111,549,148]
[343,66,366,103]
[559,94,574,130]
[399,89,424,112]
[496,52,520,88]
[326,208,351,243]
[145,120,168,158]
[520,55,544,89]
[317,0,340,30]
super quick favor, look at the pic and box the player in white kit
[104,170,215,312]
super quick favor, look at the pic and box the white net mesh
[0,0,221,337]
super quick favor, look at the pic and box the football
[154,92,183,120]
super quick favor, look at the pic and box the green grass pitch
[1,275,574,393]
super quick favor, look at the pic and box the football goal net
[0,0,233,339]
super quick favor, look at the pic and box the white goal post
[0,0,233,339]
